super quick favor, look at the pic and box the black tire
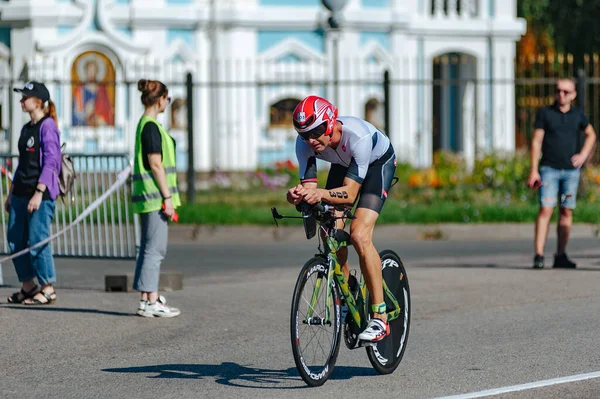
[290,256,342,387]
[365,250,411,375]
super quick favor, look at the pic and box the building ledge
[409,16,526,39]
[0,2,82,27]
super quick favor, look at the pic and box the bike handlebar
[271,201,355,227]
[296,202,352,217]
[295,201,354,218]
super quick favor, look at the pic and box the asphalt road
[2,234,600,398]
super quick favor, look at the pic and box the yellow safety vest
[132,116,181,214]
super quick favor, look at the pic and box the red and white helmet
[292,95,338,138]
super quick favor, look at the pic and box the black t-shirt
[534,104,590,170]
[13,117,50,200]
[141,122,162,171]
[140,121,177,171]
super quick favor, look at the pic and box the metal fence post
[186,72,195,203]
[383,70,391,137]
[576,68,586,109]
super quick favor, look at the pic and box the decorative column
[322,0,349,106]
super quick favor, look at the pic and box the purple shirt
[38,118,61,200]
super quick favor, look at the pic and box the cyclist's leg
[351,208,384,316]
[352,146,396,327]
[325,164,351,279]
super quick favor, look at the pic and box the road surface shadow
[103,362,377,388]
[0,305,133,317]
[416,263,527,270]
[416,263,600,271]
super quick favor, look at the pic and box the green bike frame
[304,234,402,327]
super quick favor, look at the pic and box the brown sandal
[7,285,39,304]
[23,290,56,306]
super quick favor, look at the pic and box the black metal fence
[1,53,598,177]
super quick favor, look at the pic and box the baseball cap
[14,81,50,103]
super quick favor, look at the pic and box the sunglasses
[555,88,573,95]
[298,123,327,141]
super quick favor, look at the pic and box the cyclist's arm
[296,137,317,187]
[288,138,318,204]
[317,177,361,205]
[300,157,318,189]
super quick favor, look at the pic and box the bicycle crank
[343,321,360,349]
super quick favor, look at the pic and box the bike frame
[304,225,402,328]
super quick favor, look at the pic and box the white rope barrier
[0,165,132,265]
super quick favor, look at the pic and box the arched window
[71,50,116,127]
[365,98,384,130]
[432,52,477,153]
[171,98,187,130]
[270,98,301,128]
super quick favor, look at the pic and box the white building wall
[493,39,518,153]
[0,0,525,171]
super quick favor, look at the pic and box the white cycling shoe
[358,318,389,342]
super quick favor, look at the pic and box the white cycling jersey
[296,116,391,184]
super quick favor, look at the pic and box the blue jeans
[539,166,580,209]
[7,195,57,285]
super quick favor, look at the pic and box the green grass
[50,189,600,225]
[176,195,600,225]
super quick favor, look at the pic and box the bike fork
[305,257,334,324]
[324,257,335,324]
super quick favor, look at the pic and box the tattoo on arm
[329,190,348,199]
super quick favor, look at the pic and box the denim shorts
[539,166,580,209]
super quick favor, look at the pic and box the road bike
[271,203,411,387]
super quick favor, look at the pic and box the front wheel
[366,250,411,375]
[290,256,342,387]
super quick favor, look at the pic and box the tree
[518,0,600,69]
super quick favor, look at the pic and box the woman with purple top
[6,81,62,305]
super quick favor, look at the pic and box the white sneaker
[141,296,180,318]
[358,318,389,342]
[136,300,147,316]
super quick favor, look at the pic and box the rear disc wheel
[365,250,411,375]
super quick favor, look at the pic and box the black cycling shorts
[325,144,396,214]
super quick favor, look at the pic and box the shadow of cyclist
[102,362,376,389]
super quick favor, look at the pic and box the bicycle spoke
[291,257,342,386]
[301,326,326,366]
[297,279,336,368]
[300,275,327,319]
[299,316,334,354]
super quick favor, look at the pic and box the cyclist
[286,95,396,342]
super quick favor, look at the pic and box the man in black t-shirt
[527,78,596,269]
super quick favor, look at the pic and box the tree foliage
[518,0,600,67]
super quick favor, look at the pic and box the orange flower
[285,159,298,170]
[407,173,423,188]
[426,168,440,188]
